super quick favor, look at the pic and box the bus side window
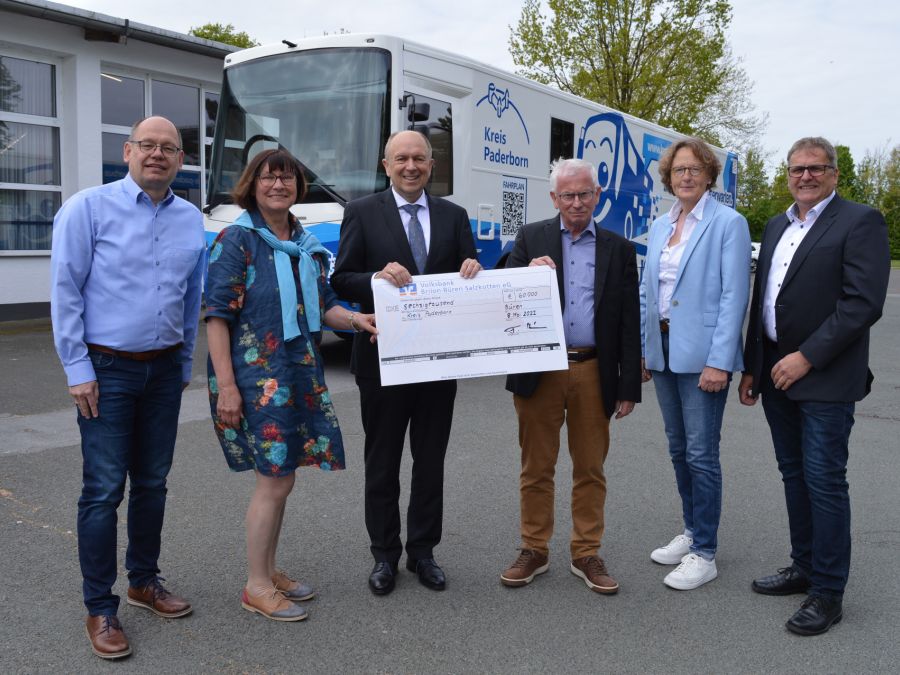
[550,118,574,163]
[405,92,453,197]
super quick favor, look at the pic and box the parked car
[750,242,761,273]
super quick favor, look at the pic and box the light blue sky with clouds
[63,0,898,170]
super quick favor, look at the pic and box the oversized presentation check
[372,266,568,386]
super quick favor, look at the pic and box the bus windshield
[207,47,391,208]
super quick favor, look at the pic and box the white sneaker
[650,534,693,565]
[663,553,718,590]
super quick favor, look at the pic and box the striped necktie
[402,203,427,273]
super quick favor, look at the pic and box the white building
[0,0,235,319]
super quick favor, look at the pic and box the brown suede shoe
[500,549,549,587]
[85,615,131,660]
[126,578,193,618]
[571,555,619,594]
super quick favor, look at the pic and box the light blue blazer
[640,194,751,373]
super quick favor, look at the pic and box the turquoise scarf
[234,210,330,340]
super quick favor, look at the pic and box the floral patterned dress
[205,210,345,476]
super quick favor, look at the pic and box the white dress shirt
[762,191,837,341]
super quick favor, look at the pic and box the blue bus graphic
[577,112,654,256]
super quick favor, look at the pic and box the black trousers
[357,376,457,563]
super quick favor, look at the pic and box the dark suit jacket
[331,188,477,381]
[743,195,890,402]
[504,216,642,419]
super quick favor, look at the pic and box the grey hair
[549,158,599,192]
[787,137,837,167]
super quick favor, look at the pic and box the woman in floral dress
[205,149,375,622]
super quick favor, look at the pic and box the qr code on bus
[501,190,525,237]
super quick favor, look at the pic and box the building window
[0,55,61,251]
[404,92,453,197]
[101,132,128,185]
[550,117,574,164]
[100,74,144,126]
[100,71,217,210]
[152,80,200,166]
[0,121,60,185]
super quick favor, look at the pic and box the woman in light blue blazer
[639,138,750,590]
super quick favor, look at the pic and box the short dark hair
[787,137,837,166]
[129,116,183,150]
[658,137,721,195]
[232,149,308,210]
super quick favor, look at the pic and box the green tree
[508,0,766,150]
[857,145,889,208]
[189,23,259,49]
[768,162,794,217]
[880,146,900,259]
[735,146,771,240]
[835,144,862,202]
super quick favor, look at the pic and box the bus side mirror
[408,102,430,122]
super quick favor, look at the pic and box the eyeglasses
[672,166,704,177]
[128,140,181,157]
[556,190,596,204]
[257,174,297,187]
[787,164,834,178]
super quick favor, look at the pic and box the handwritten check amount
[371,266,568,385]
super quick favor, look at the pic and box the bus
[204,33,738,279]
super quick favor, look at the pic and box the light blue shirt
[560,220,596,348]
[51,174,205,386]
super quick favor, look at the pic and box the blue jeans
[77,350,183,615]
[760,370,854,598]
[651,335,729,559]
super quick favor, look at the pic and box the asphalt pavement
[2,271,899,674]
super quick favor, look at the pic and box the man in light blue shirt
[51,116,204,660]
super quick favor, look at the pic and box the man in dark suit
[499,158,641,594]
[739,137,890,635]
[331,130,481,595]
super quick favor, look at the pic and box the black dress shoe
[786,595,843,636]
[368,562,397,595]
[751,566,810,596]
[406,558,446,591]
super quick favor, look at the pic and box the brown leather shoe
[272,570,315,601]
[241,588,308,622]
[85,615,131,660]
[571,555,619,594]
[126,578,193,618]
[500,549,549,587]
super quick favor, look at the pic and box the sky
[60,0,899,172]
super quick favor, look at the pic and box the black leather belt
[567,347,597,363]
[87,343,182,361]
[659,319,670,334]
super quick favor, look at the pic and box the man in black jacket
[739,136,890,635]
[500,158,641,594]
[332,131,480,596]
